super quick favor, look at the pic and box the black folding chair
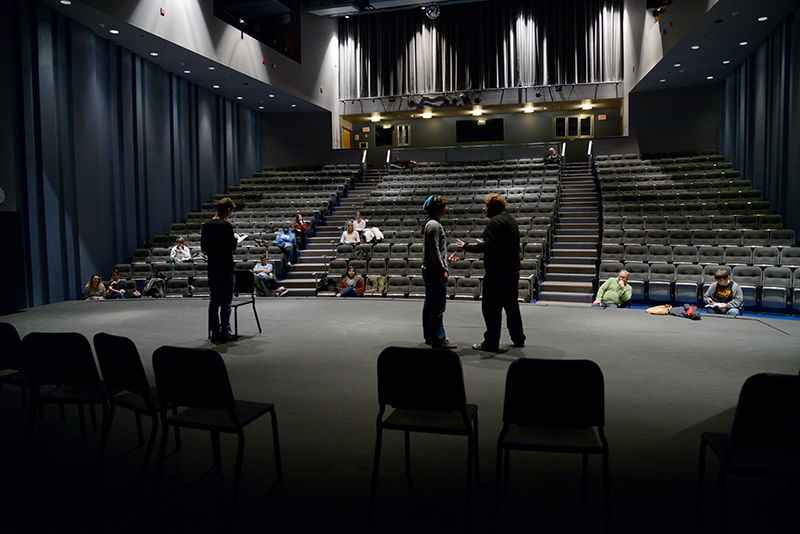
[93,333,181,486]
[231,269,262,337]
[495,359,609,531]
[696,373,800,532]
[20,332,108,444]
[368,346,479,520]
[152,346,281,510]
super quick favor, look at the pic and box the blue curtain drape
[339,0,622,99]
[16,1,259,306]
[720,13,800,236]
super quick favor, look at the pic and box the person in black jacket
[456,193,525,352]
[201,197,239,344]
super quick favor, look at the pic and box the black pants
[480,271,525,348]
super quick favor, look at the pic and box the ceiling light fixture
[758,16,768,22]
[208,66,215,70]
[472,107,482,116]
[659,79,667,83]
[183,70,191,74]
[723,60,731,64]
[109,29,119,35]
[150,52,158,56]
[212,85,220,89]
[422,110,432,119]
[60,0,72,4]
[707,76,714,80]
[691,45,700,50]
[739,41,748,46]
[524,104,534,113]
[425,5,440,20]
[582,103,592,110]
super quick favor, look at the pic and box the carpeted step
[554,235,599,243]
[536,291,594,304]
[548,248,598,258]
[544,273,595,284]
[552,242,596,251]
[546,264,597,275]
[539,281,594,294]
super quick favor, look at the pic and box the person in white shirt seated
[170,237,192,263]
[340,220,360,246]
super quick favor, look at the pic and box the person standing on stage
[421,195,457,349]
[455,193,525,352]
[201,197,238,344]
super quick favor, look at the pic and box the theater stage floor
[1,297,799,534]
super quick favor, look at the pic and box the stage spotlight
[425,5,440,19]
[535,91,542,98]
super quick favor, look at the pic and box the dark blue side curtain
[16,1,259,306]
[720,12,800,235]
[339,0,622,99]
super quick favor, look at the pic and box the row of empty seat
[602,229,795,248]
[601,245,800,268]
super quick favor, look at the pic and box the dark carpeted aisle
[1,297,798,533]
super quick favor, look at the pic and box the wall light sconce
[371,113,381,122]
[524,104,534,113]
[422,110,432,119]
[582,103,593,110]
[472,106,483,116]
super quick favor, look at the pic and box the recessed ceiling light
[691,45,700,50]
[109,29,119,35]
[150,52,158,57]
[208,66,215,70]
[60,0,72,4]
[673,63,681,67]
[183,70,190,74]
[237,96,243,100]
[291,104,297,108]
[722,60,731,64]
[707,76,714,80]
[659,79,667,83]
[758,16,768,22]
[269,94,275,98]
[212,85,220,89]
[739,41,748,46]
[259,106,264,110]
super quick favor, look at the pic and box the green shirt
[596,277,632,305]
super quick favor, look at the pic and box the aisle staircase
[278,171,379,296]
[537,163,599,304]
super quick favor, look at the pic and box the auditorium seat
[674,264,704,303]
[692,230,717,246]
[779,247,800,268]
[731,265,762,309]
[697,246,725,266]
[760,267,792,310]
[752,247,780,267]
[624,262,648,301]
[717,229,742,247]
[672,245,698,264]
[742,230,770,248]
[648,245,672,264]
[724,246,752,266]
[648,263,675,302]
[623,245,649,264]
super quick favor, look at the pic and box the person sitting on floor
[273,223,298,266]
[170,237,192,264]
[253,255,287,297]
[592,270,632,308]
[84,274,105,300]
[106,268,140,299]
[337,266,364,297]
[340,220,361,246]
[703,269,743,316]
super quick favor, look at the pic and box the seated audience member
[85,274,105,300]
[592,270,632,308]
[292,213,307,249]
[253,255,287,297]
[544,147,561,165]
[337,266,364,297]
[389,155,416,169]
[703,269,743,316]
[353,212,367,233]
[106,268,140,299]
[170,237,192,263]
[273,223,298,265]
[340,220,361,246]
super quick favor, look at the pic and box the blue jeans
[338,287,360,297]
[422,269,447,344]
[706,306,741,317]
[208,269,235,334]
